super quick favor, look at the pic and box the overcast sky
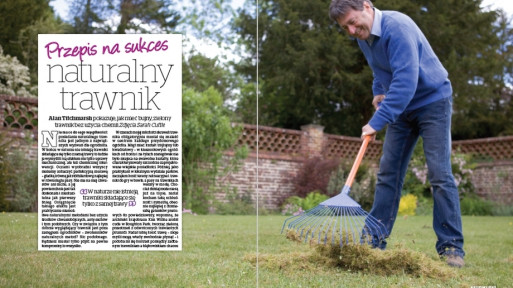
[481,0,513,15]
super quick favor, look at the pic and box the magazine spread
[37,34,182,250]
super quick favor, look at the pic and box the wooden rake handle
[344,135,371,188]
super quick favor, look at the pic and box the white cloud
[481,0,513,16]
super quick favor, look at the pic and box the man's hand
[372,94,385,110]
[361,124,377,140]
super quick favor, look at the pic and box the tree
[18,14,72,87]
[0,0,53,64]
[69,0,180,33]
[234,0,512,139]
[377,0,511,139]
[69,0,111,33]
[235,0,374,136]
[494,10,513,136]
[182,49,239,103]
[179,0,249,114]
[182,87,248,214]
[0,0,64,85]
[116,0,180,33]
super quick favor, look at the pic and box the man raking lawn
[283,0,466,269]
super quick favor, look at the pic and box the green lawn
[1,213,512,287]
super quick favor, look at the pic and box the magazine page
[38,34,182,250]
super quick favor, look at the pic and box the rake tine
[331,206,342,245]
[354,209,365,242]
[328,208,340,244]
[344,207,356,244]
[326,210,334,245]
[353,209,363,243]
[360,213,372,244]
[365,213,381,233]
[365,213,387,241]
[333,207,343,246]
[320,207,337,245]
[348,208,360,243]
[297,208,322,241]
[281,136,384,248]
[331,207,342,245]
[301,209,321,242]
[338,207,344,246]
[287,208,314,229]
[300,206,328,242]
[342,208,349,246]
[316,207,336,244]
[345,207,354,244]
[281,206,312,233]
[281,214,298,233]
[338,208,345,246]
[352,208,367,239]
[359,211,372,240]
[287,206,320,232]
[306,206,332,243]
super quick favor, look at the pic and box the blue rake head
[281,136,386,247]
[281,187,387,247]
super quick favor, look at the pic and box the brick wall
[218,124,513,211]
[215,156,301,211]
[217,124,382,211]
[472,162,513,204]
[453,137,513,204]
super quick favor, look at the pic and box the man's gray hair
[329,0,373,21]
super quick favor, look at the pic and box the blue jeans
[369,97,465,257]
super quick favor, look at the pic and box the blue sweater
[358,10,452,131]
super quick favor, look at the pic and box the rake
[281,135,387,246]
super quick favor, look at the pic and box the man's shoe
[445,255,465,268]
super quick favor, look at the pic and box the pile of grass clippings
[315,242,455,279]
[276,229,456,279]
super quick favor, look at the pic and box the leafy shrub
[402,169,431,198]
[288,156,376,212]
[327,161,376,211]
[491,203,513,216]
[291,157,340,198]
[398,194,417,216]
[182,87,248,214]
[326,163,346,197]
[281,202,302,215]
[402,139,432,198]
[403,139,476,199]
[348,176,376,212]
[0,133,11,211]
[451,151,476,196]
[282,196,303,214]
[460,196,493,216]
[0,146,38,212]
[0,45,36,97]
[415,196,434,216]
[213,189,255,215]
[8,152,37,212]
[301,191,329,210]
[283,191,329,212]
